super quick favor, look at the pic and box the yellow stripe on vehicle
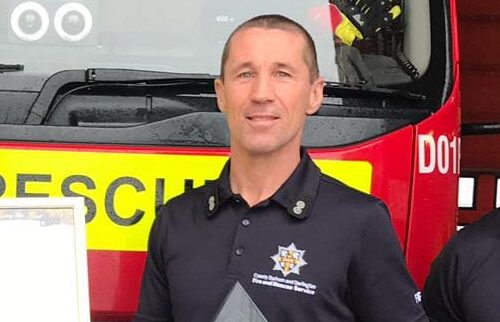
[315,159,372,194]
[0,148,371,251]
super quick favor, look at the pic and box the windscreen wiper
[84,68,215,83]
[323,81,426,100]
[25,68,217,124]
[0,64,24,73]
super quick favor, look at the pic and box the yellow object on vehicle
[335,13,364,46]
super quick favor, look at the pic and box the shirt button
[241,219,250,227]
[235,247,244,256]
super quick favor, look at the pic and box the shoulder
[424,209,500,320]
[429,208,500,282]
[164,183,213,209]
[449,208,500,258]
[313,173,390,229]
[317,172,388,214]
[457,208,500,240]
[156,182,215,223]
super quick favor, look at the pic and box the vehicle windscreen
[0,0,432,82]
[0,0,451,147]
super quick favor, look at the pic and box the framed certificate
[0,197,90,322]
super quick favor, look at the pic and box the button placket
[232,208,255,257]
[226,203,251,277]
[232,212,249,258]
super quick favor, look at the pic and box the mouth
[246,114,279,123]
[245,115,279,128]
[247,115,278,120]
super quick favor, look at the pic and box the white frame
[0,197,90,322]
[458,176,476,209]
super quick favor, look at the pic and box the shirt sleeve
[423,236,463,322]
[133,208,174,322]
[350,201,429,322]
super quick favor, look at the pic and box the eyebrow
[230,61,297,73]
[230,62,254,73]
[273,62,297,73]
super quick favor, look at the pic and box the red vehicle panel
[0,0,459,320]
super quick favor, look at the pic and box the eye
[276,71,291,78]
[238,71,253,79]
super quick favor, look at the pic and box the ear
[214,78,226,113]
[306,77,325,115]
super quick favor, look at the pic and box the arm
[133,208,174,322]
[350,201,429,322]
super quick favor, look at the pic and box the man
[134,14,427,322]
[423,208,500,321]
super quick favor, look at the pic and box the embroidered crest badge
[271,243,307,277]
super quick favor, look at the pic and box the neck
[229,144,301,207]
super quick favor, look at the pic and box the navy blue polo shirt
[134,149,427,322]
[423,208,500,322]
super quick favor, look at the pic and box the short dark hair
[219,14,320,82]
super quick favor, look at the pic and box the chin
[241,140,292,156]
[234,133,300,156]
[236,140,274,154]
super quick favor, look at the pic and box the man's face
[215,27,324,156]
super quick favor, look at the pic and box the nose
[250,74,275,104]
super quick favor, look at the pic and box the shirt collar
[206,147,321,219]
